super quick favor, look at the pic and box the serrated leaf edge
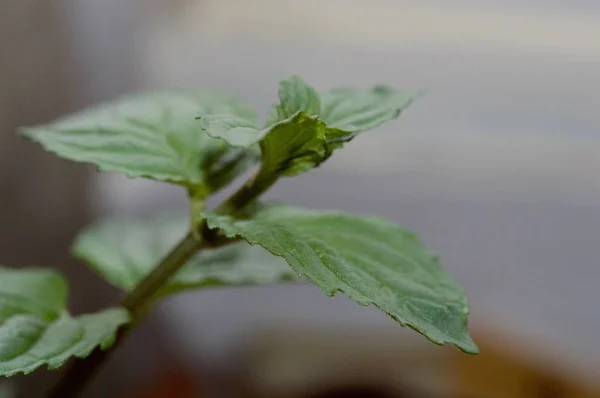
[203,209,479,354]
[0,308,129,377]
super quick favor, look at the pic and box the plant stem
[120,232,203,316]
[46,328,128,398]
[215,169,278,214]
[47,169,279,398]
[47,233,203,398]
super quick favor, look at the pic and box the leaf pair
[198,76,416,176]
[23,77,415,189]
[72,215,298,296]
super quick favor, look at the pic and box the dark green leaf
[22,91,258,192]
[0,267,129,376]
[203,204,478,354]
[72,215,298,296]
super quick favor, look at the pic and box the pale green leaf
[0,267,129,376]
[279,75,321,118]
[72,215,298,296]
[266,75,321,126]
[203,204,478,354]
[265,105,281,128]
[22,91,258,192]
[196,113,262,147]
[320,86,417,133]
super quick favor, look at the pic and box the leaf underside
[72,215,299,296]
[203,204,478,354]
[0,267,129,376]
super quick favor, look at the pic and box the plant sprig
[0,75,476,398]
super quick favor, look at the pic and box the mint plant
[6,76,477,397]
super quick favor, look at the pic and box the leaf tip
[456,334,480,355]
[19,126,39,141]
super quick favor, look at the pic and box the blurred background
[2,0,600,397]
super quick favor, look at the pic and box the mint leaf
[279,75,321,118]
[200,111,331,176]
[201,77,417,178]
[320,86,417,133]
[203,204,478,354]
[196,114,262,147]
[266,75,321,126]
[0,267,129,376]
[72,215,298,296]
[22,91,258,193]
[260,113,329,176]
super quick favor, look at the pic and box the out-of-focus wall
[0,2,92,395]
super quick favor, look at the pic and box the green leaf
[260,113,329,176]
[278,75,321,118]
[200,111,331,176]
[266,75,321,126]
[320,86,417,133]
[199,77,417,178]
[0,267,129,376]
[203,204,478,354]
[196,114,262,147]
[72,215,298,296]
[22,91,258,192]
